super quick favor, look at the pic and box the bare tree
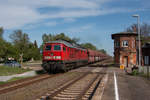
[126,23,150,36]
[126,23,150,44]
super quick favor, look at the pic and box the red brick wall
[113,35,137,67]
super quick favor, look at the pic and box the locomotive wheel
[48,63,56,74]
[42,63,49,72]
[51,64,57,74]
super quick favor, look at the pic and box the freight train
[42,40,107,73]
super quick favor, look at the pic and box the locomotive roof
[45,40,87,51]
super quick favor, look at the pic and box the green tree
[29,42,40,60]
[0,27,6,60]
[0,39,17,61]
[98,49,107,54]
[34,40,38,48]
[71,37,80,43]
[9,30,31,61]
[10,30,29,44]
[80,43,97,50]
[42,33,80,43]
[0,38,6,58]
[4,42,17,59]
[53,33,78,43]
[0,27,4,39]
[42,33,50,43]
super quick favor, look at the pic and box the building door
[124,56,128,67]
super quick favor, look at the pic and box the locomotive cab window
[54,45,61,51]
[63,47,66,51]
[45,45,51,51]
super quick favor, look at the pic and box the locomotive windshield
[54,45,61,51]
[45,45,51,51]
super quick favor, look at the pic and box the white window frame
[122,40,128,47]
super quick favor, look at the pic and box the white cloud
[23,21,58,30]
[0,0,142,29]
[2,0,101,9]
[44,22,58,26]
[0,0,100,29]
[44,9,101,19]
[0,5,44,29]
[63,18,76,23]
[67,24,94,33]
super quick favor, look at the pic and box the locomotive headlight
[45,56,61,59]
[44,56,51,59]
[56,56,61,59]
[53,56,61,59]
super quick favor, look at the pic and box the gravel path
[0,71,37,82]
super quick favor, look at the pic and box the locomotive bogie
[42,61,66,73]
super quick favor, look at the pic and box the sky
[0,0,150,56]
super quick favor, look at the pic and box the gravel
[0,72,82,100]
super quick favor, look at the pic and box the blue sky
[0,0,150,56]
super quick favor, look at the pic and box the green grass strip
[0,66,31,76]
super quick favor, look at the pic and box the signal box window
[45,45,51,50]
[54,45,61,51]
[115,41,120,48]
[122,40,128,47]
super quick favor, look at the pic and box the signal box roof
[111,32,138,39]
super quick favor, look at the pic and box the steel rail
[49,72,89,99]
[75,74,100,100]
[0,74,62,94]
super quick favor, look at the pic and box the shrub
[132,69,139,76]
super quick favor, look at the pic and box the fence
[139,66,150,79]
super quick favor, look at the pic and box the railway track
[37,68,106,100]
[0,62,109,100]
[0,73,61,94]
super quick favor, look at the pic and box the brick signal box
[112,32,138,68]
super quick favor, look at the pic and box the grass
[7,77,28,82]
[0,77,30,85]
[0,81,7,85]
[131,70,150,79]
[0,66,31,76]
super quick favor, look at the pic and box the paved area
[102,67,150,100]
[23,63,43,71]
[0,63,43,82]
[0,71,37,82]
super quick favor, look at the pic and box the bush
[0,66,31,76]
[132,69,139,76]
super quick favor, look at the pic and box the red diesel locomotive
[42,40,107,73]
